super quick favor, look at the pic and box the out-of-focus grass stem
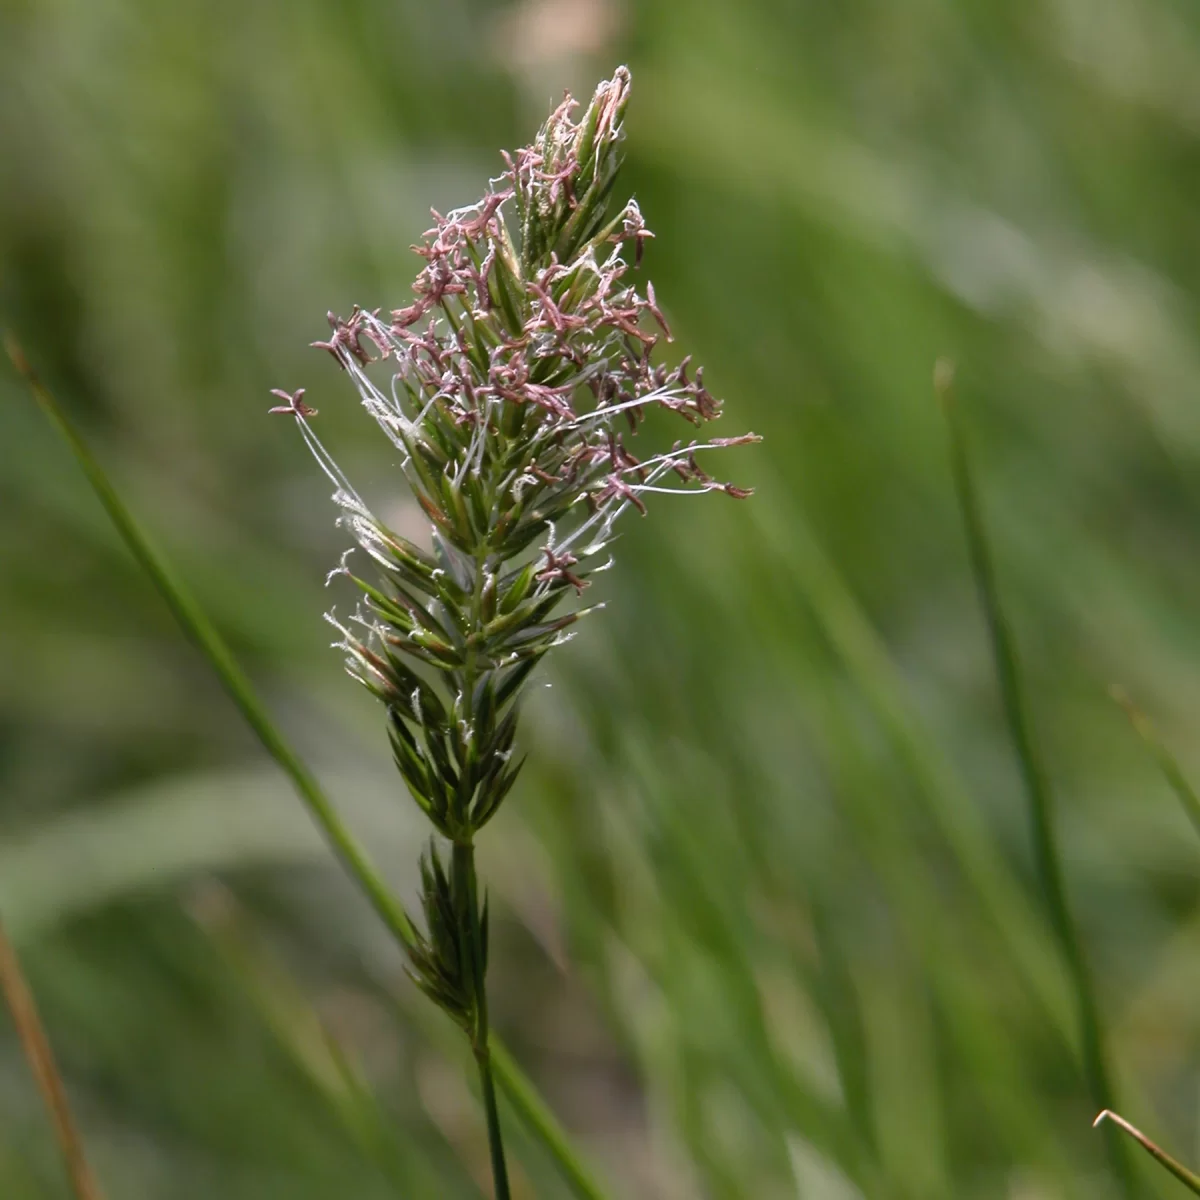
[5,335,610,1200]
[938,360,1134,1197]
[0,918,105,1200]
[755,494,1073,1042]
[3,336,418,954]
[1111,685,1200,844]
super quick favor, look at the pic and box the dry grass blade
[1095,1111,1200,1194]
[0,918,105,1200]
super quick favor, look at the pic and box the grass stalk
[3,337,419,954]
[1095,1111,1200,1194]
[0,917,105,1200]
[459,558,513,1200]
[5,334,609,1200]
[1111,685,1200,845]
[938,361,1135,1196]
[487,1038,609,1200]
[477,1049,511,1200]
[454,839,512,1200]
[754,494,1074,1043]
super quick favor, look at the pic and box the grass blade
[1095,1111,1200,1194]
[938,360,1135,1196]
[1110,685,1200,844]
[0,918,105,1200]
[752,491,1074,1046]
[3,336,417,955]
[5,335,610,1200]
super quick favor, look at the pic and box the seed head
[276,68,757,840]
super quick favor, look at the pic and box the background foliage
[4,0,1200,1195]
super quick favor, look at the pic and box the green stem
[1111,685,1200,845]
[452,840,511,1199]
[477,1040,512,1200]
[488,1038,608,1200]
[459,553,513,1200]
[6,335,609,1200]
[939,363,1136,1197]
[4,338,419,954]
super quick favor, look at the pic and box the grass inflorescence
[277,68,755,1195]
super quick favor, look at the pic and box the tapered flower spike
[278,68,757,1199]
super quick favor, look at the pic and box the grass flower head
[275,66,756,1198]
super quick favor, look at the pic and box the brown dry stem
[0,918,105,1200]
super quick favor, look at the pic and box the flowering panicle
[276,68,755,1193]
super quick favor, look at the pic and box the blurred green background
[4,0,1200,1196]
